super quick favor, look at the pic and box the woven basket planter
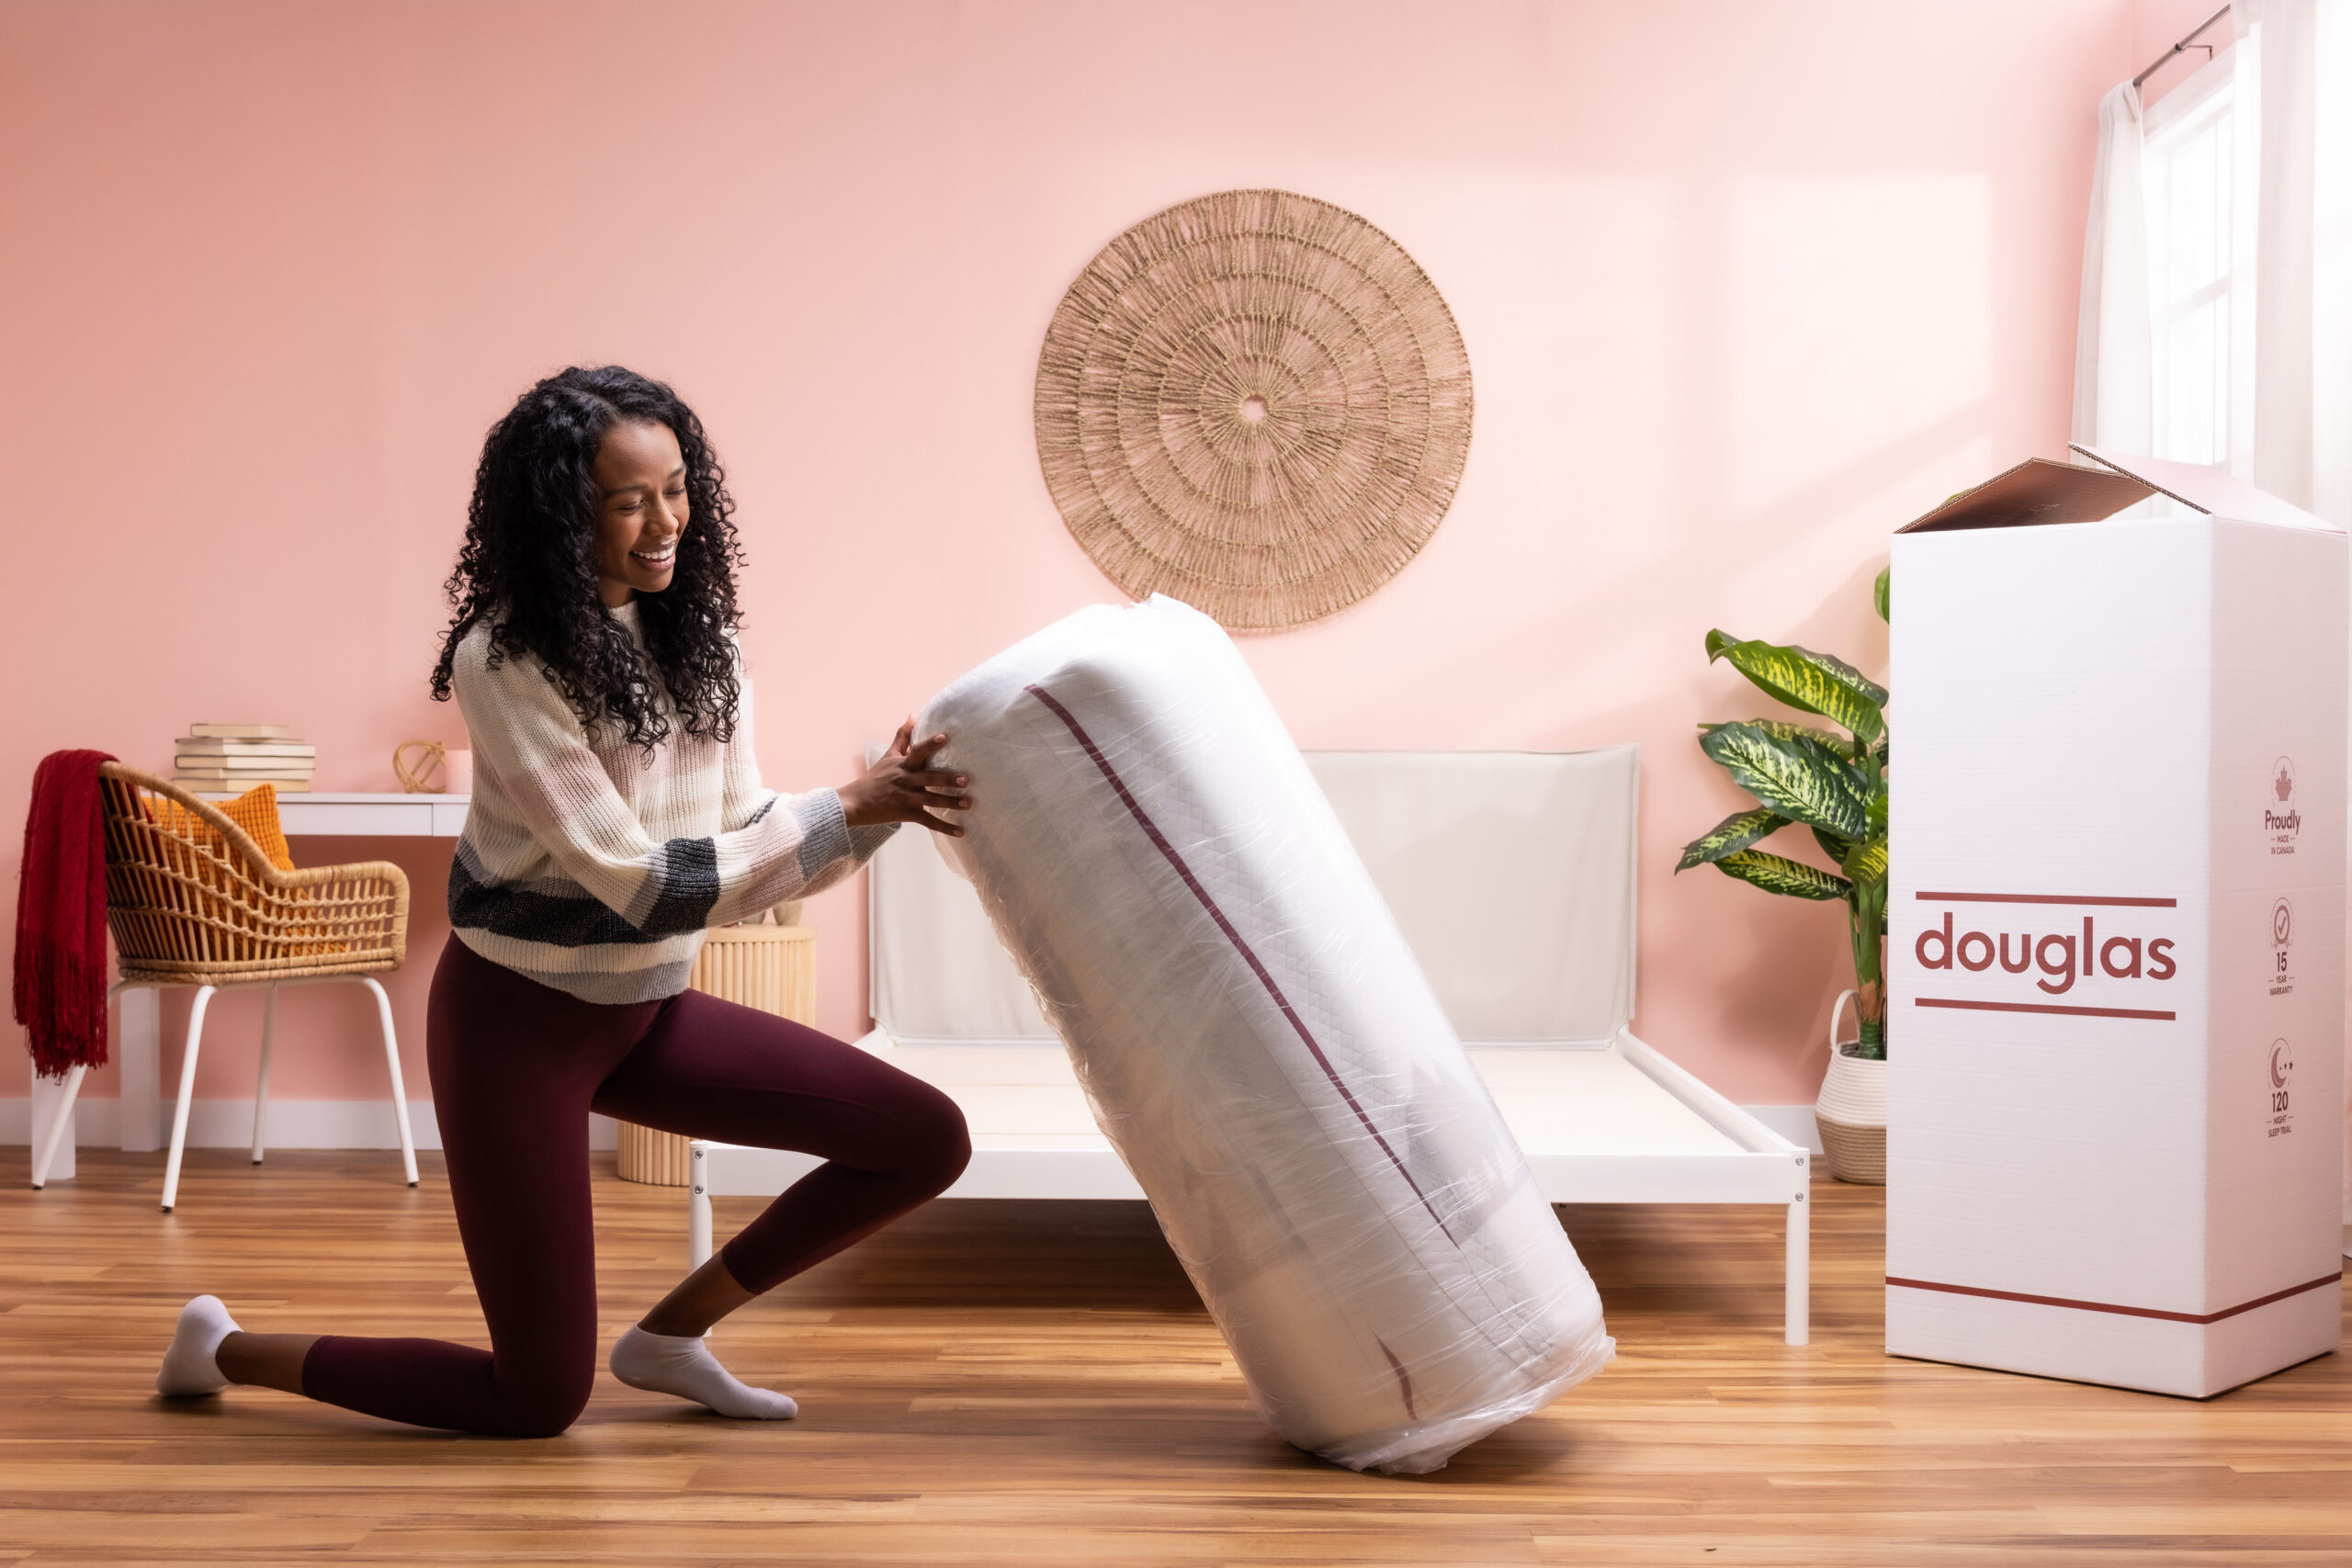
[616,921,817,1186]
[1815,989,1888,1185]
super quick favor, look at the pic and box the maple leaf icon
[2276,765,2294,801]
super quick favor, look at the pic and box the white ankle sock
[157,1295,241,1397]
[609,1325,797,1419]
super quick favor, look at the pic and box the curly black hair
[430,366,748,748]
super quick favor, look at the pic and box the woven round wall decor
[1035,189,1473,632]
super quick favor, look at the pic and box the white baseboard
[2,1099,620,1153]
[6,1100,1819,1156]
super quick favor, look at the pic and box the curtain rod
[2132,5,2233,89]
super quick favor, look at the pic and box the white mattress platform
[691,745,1811,1344]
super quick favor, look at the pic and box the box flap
[2071,444,2340,531]
[1895,457,2154,533]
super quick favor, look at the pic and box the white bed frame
[690,747,1810,1344]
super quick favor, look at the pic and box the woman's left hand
[838,717,971,836]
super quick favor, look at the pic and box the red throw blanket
[14,750,116,1079]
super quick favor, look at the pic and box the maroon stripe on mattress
[1024,682,1458,1247]
[1885,1271,2342,1324]
[1375,1337,1419,1422]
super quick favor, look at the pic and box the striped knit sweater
[447,600,893,1003]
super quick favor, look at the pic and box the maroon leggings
[300,935,971,1437]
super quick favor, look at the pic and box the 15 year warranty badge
[2270,897,2294,997]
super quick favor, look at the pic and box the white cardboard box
[1886,446,2346,1397]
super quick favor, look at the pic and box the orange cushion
[148,784,297,872]
[138,783,348,959]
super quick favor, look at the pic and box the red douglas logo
[1910,892,2179,1021]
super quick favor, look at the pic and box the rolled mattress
[922,597,1612,1473]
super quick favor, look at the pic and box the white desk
[64,794,472,1164]
[195,790,471,839]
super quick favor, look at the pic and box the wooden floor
[2,1151,2346,1566]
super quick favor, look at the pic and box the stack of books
[174,723,316,794]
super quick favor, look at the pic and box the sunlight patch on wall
[1724,175,1994,513]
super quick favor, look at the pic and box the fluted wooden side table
[616,920,816,1185]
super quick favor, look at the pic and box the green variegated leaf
[1698,717,1849,751]
[1841,834,1888,886]
[1804,644,1888,706]
[1812,825,1855,864]
[1706,631,1887,745]
[1677,807,1789,871]
[1874,566,1891,623]
[1699,722,1871,840]
[1712,850,1851,901]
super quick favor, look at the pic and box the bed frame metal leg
[1785,1155,1810,1346]
[688,1143,713,1270]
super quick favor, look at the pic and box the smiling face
[592,419,688,607]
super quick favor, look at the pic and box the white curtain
[2077,4,2351,513]
[2072,84,2154,453]
[2234,0,2352,525]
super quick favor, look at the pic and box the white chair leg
[29,1065,88,1190]
[250,986,278,1165]
[161,987,217,1213]
[359,976,418,1188]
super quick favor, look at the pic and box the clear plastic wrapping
[921,597,1612,1473]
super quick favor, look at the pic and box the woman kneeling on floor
[157,365,974,1436]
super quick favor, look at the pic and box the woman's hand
[838,717,971,837]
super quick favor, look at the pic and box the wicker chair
[29,764,417,1211]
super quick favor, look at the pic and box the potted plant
[1678,568,1890,1182]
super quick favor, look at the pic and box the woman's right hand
[838,717,971,837]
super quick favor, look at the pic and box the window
[2142,42,2260,473]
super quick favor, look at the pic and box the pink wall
[3,0,2146,1118]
